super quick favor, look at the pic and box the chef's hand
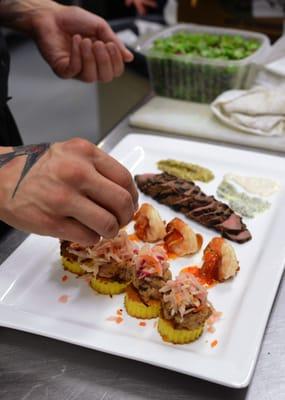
[33,2,133,82]
[0,139,138,245]
[125,0,157,16]
[0,0,133,82]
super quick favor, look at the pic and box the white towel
[211,86,285,137]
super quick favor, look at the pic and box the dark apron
[0,31,22,236]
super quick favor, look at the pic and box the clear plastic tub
[137,24,271,103]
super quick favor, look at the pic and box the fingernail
[125,50,134,61]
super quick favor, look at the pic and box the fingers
[55,217,101,246]
[106,42,124,78]
[8,206,101,247]
[134,0,147,15]
[125,0,157,16]
[92,147,139,209]
[82,171,135,227]
[96,19,134,63]
[77,38,98,82]
[3,137,138,246]
[93,41,113,83]
[74,38,125,83]
[141,0,157,8]
[67,34,82,78]
[64,195,120,239]
[53,138,138,228]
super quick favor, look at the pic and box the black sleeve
[0,31,22,147]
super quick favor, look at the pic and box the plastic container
[137,24,271,103]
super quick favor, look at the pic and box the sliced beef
[135,173,252,244]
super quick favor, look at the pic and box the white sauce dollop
[224,173,280,197]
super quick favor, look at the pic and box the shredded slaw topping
[65,231,138,276]
[135,245,169,280]
[160,273,208,319]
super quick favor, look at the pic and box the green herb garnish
[152,33,260,61]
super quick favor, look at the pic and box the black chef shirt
[0,30,22,236]
[0,30,22,147]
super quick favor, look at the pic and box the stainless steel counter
[0,113,284,400]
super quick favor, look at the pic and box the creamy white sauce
[217,179,270,218]
[224,173,280,197]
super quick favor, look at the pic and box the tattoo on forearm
[0,143,50,197]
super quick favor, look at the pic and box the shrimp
[134,203,166,243]
[202,237,239,282]
[164,218,203,257]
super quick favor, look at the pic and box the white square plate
[0,133,284,388]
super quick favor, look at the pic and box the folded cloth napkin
[211,86,285,136]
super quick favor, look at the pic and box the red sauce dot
[211,340,218,348]
[139,322,146,327]
[58,295,70,304]
[61,275,68,282]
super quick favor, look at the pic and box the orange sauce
[106,316,124,324]
[207,325,216,334]
[211,339,218,348]
[139,322,146,327]
[180,266,217,287]
[166,250,178,260]
[200,237,224,284]
[116,309,123,316]
[128,233,140,242]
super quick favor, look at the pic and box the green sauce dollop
[157,159,214,183]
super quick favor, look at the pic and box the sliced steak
[135,173,252,244]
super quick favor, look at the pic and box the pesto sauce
[217,180,270,219]
[157,159,214,183]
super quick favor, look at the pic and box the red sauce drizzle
[203,238,223,278]
[139,321,146,327]
[181,237,225,286]
[61,275,68,283]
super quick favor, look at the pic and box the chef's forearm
[0,0,58,33]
